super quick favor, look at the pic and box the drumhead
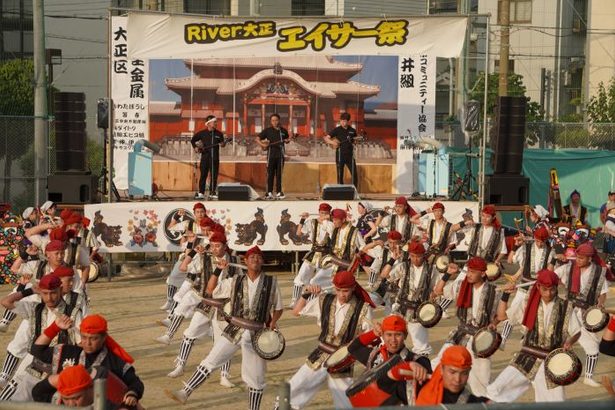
[325,346,349,366]
[486,263,499,276]
[547,353,573,376]
[585,308,604,326]
[473,330,494,351]
[436,255,449,270]
[257,330,281,354]
[418,303,437,321]
[86,262,100,283]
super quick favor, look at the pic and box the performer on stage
[286,270,374,409]
[323,112,359,187]
[166,246,283,409]
[554,242,608,387]
[310,209,365,289]
[461,204,507,264]
[256,113,290,199]
[487,269,581,402]
[415,345,489,405]
[30,314,144,407]
[389,240,440,356]
[380,197,422,243]
[347,314,431,406]
[290,203,334,307]
[191,115,226,199]
[431,256,502,397]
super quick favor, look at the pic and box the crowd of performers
[0,195,614,409]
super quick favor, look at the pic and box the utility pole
[33,0,48,205]
[499,0,510,96]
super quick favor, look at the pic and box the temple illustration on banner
[148,56,397,163]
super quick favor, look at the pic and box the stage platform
[83,198,478,254]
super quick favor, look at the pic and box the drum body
[346,355,402,407]
[583,306,609,333]
[435,255,450,273]
[86,262,100,283]
[324,345,355,373]
[471,328,502,358]
[485,263,501,281]
[416,301,443,328]
[252,328,285,360]
[544,348,582,386]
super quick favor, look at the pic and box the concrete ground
[1,264,614,409]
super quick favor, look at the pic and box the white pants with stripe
[288,364,353,409]
[487,362,565,402]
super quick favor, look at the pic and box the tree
[0,59,34,115]
[468,72,544,144]
[584,78,615,150]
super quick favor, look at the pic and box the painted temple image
[148,56,398,163]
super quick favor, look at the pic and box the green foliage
[87,137,104,176]
[0,59,34,115]
[468,71,537,115]
[586,78,615,123]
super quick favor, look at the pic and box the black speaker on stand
[485,96,530,206]
[322,184,358,200]
[48,92,97,203]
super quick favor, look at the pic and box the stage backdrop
[111,14,467,193]
[84,200,478,253]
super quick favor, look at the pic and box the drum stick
[228,262,248,270]
[496,280,536,290]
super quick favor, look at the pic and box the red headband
[466,256,487,271]
[209,232,227,244]
[387,230,402,241]
[533,226,550,241]
[193,203,206,211]
[432,202,445,211]
[482,205,496,216]
[331,209,347,220]
[245,245,263,259]
[522,269,560,330]
[80,315,134,363]
[381,315,407,333]
[45,240,66,253]
[39,274,62,290]
[319,203,332,212]
[53,266,74,278]
[199,217,214,228]
[407,240,425,255]
[332,271,376,308]
[49,228,68,242]
[57,365,92,397]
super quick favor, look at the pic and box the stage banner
[111,16,149,190]
[127,13,467,59]
[84,200,478,253]
[396,54,436,194]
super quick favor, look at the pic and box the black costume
[258,126,289,194]
[329,125,358,186]
[191,128,224,195]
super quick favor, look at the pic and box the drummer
[346,314,431,406]
[285,270,374,409]
[415,345,489,405]
[166,246,283,409]
[431,256,502,397]
[554,242,608,387]
[500,225,555,349]
[379,197,422,242]
[460,204,507,265]
[487,269,581,402]
[387,240,440,356]
[362,230,404,305]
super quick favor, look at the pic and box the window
[499,0,532,24]
[184,0,230,15]
[292,0,325,16]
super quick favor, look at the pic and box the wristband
[386,257,396,267]
[441,273,451,282]
[420,210,427,217]
[20,288,34,298]
[358,330,378,346]
[187,250,197,258]
[501,293,511,302]
[186,241,193,250]
[608,316,615,332]
[459,221,466,228]
[43,321,62,339]
[173,214,181,222]
[16,284,26,292]
[299,218,306,225]
[212,268,222,277]
[301,292,311,300]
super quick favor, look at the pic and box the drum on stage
[583,306,609,333]
[485,263,501,281]
[544,348,582,386]
[471,328,502,358]
[324,345,355,373]
[435,255,450,273]
[416,301,443,328]
[252,328,285,360]
[346,355,403,407]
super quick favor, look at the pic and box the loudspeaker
[218,185,251,201]
[97,98,110,129]
[47,173,98,204]
[485,175,530,206]
[55,92,86,172]
[322,184,358,200]
[493,96,526,175]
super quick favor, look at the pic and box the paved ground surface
[1,263,614,409]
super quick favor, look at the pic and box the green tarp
[448,148,615,228]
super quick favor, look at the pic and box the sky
[148,56,398,110]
